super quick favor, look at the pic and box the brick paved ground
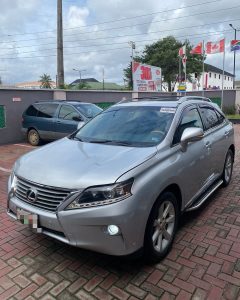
[0,128,240,300]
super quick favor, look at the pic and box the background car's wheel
[28,129,41,146]
[222,149,234,187]
[144,192,179,263]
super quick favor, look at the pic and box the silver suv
[7,96,234,262]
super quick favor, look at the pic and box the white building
[173,63,234,92]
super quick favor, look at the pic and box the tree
[39,74,53,89]
[123,36,204,91]
[77,81,90,90]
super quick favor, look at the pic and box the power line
[0,2,231,44]
[1,17,237,56]
[0,0,220,38]
[0,29,233,60]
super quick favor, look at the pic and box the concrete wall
[0,89,54,145]
[0,88,237,145]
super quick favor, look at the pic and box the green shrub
[222,106,236,115]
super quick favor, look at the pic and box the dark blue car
[22,100,102,145]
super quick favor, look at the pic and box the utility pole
[57,0,64,88]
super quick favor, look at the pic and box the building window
[219,74,221,79]
[0,106,6,129]
[228,77,229,81]
[209,85,211,88]
[214,74,216,78]
[225,76,226,80]
[209,72,212,78]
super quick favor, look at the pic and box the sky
[0,0,240,85]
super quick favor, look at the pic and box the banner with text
[132,62,162,92]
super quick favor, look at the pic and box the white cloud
[0,0,240,85]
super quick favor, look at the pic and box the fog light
[107,225,120,236]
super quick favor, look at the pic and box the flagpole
[179,56,181,93]
[221,39,225,110]
[202,40,205,97]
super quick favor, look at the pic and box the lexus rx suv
[8,96,234,262]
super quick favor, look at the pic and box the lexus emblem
[26,188,37,202]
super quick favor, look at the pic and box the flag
[206,39,225,54]
[182,55,187,73]
[231,40,240,52]
[179,45,186,57]
[190,42,203,55]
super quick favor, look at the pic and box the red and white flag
[190,42,203,55]
[182,55,187,72]
[179,45,186,57]
[206,39,225,54]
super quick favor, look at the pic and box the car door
[198,105,228,181]
[172,105,212,204]
[54,104,83,139]
[34,103,59,140]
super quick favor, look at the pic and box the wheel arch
[229,144,235,162]
[159,183,183,213]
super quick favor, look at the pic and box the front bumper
[7,192,144,256]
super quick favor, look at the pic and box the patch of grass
[226,114,240,119]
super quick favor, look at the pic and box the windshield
[76,104,102,118]
[73,105,175,147]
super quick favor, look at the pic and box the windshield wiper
[69,136,84,142]
[88,140,133,146]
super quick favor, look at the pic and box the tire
[28,129,41,146]
[222,149,234,187]
[144,192,179,263]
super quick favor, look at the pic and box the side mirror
[72,115,83,122]
[180,127,204,152]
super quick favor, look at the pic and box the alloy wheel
[224,152,233,183]
[152,200,175,253]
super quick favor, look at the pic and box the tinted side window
[173,108,203,145]
[215,109,225,125]
[200,107,219,130]
[36,104,58,118]
[59,105,80,120]
[25,105,38,116]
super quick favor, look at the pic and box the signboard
[177,84,186,92]
[13,97,21,102]
[132,62,162,92]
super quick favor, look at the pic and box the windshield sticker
[160,107,176,114]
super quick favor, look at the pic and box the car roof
[115,96,212,108]
[34,100,96,105]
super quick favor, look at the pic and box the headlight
[9,172,17,193]
[66,179,133,210]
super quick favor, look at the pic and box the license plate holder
[17,208,42,232]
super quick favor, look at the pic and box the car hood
[15,138,157,189]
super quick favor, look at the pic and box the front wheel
[222,149,234,187]
[144,192,179,263]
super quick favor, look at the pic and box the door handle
[205,141,211,148]
[224,131,230,137]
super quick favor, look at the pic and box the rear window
[37,104,58,118]
[25,103,58,118]
[25,105,38,116]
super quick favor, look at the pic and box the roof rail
[178,96,212,103]
[118,96,180,104]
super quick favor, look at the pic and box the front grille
[15,176,71,212]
